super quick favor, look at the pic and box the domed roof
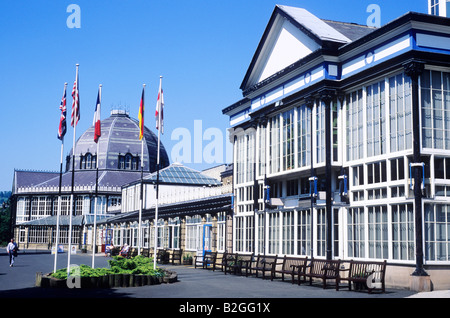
[67,110,170,173]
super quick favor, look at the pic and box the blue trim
[230,107,251,127]
[409,163,426,190]
[248,65,325,114]
[422,163,426,190]
[232,31,416,127]
[343,175,348,196]
[202,224,212,255]
[309,176,318,197]
[324,62,340,80]
[414,29,450,55]
[341,31,413,79]
[265,186,271,203]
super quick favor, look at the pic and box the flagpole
[68,128,76,276]
[54,83,67,273]
[92,84,102,268]
[139,84,145,256]
[153,76,162,270]
[54,139,64,273]
[68,63,79,276]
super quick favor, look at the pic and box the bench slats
[250,254,279,279]
[337,259,386,293]
[303,258,341,289]
[194,252,387,294]
[271,256,309,284]
[194,251,218,270]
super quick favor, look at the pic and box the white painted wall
[257,19,320,84]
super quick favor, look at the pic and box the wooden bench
[337,259,387,293]
[141,248,150,258]
[214,252,226,271]
[170,249,183,265]
[249,254,278,279]
[236,253,254,276]
[156,249,170,264]
[304,258,341,289]
[194,251,218,270]
[271,256,308,284]
[224,253,254,276]
[216,252,235,273]
[222,253,238,275]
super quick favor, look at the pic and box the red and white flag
[93,86,102,143]
[155,81,164,134]
[71,67,80,127]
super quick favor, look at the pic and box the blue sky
[0,0,427,191]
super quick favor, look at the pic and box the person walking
[6,238,18,267]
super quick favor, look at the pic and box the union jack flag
[57,83,67,140]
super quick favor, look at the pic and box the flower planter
[101,275,110,288]
[122,273,130,287]
[147,275,155,285]
[113,273,123,287]
[141,275,148,286]
[91,276,101,288]
[183,259,193,265]
[36,268,177,289]
[129,274,135,287]
[134,274,143,287]
[80,276,92,288]
[41,275,50,288]
[49,277,67,288]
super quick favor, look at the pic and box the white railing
[16,185,121,194]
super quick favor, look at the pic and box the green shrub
[50,255,164,279]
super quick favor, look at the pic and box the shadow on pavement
[0,286,134,298]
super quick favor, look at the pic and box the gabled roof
[240,5,374,92]
[276,5,351,43]
[143,163,222,186]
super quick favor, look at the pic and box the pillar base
[410,274,431,292]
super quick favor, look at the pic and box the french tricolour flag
[93,86,102,143]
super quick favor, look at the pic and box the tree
[0,193,11,246]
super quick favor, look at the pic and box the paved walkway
[0,250,447,301]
